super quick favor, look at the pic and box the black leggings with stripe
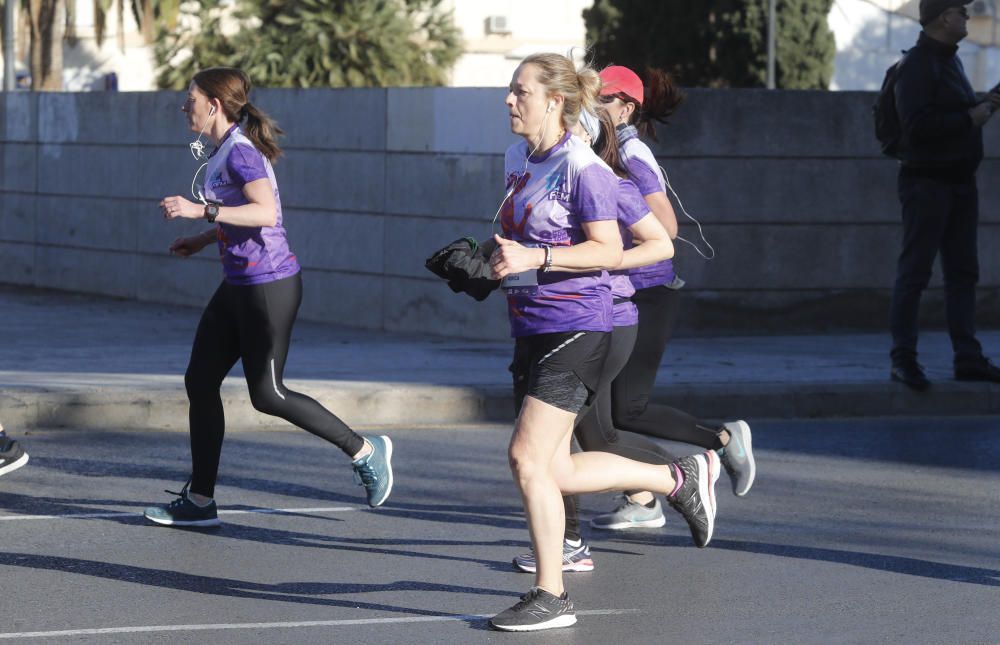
[562,285,724,542]
[185,272,364,497]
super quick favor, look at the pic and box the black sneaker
[667,451,720,548]
[489,587,577,632]
[891,361,930,391]
[0,438,29,477]
[955,356,1000,383]
[144,482,220,527]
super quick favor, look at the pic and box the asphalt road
[0,418,998,644]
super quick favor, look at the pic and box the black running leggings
[562,286,724,542]
[612,285,724,450]
[185,273,364,497]
[563,323,679,542]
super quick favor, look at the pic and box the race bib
[500,241,542,296]
[502,269,539,296]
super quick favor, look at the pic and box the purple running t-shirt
[500,133,619,338]
[619,135,677,290]
[203,125,300,286]
[612,178,649,327]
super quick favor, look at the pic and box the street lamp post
[767,0,777,89]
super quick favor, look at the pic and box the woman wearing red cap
[584,65,757,534]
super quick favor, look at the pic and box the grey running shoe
[352,435,393,507]
[144,482,220,527]
[590,495,666,530]
[720,420,755,497]
[489,587,577,632]
[667,451,720,548]
[513,540,594,573]
[0,438,28,477]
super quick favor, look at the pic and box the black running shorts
[509,331,611,415]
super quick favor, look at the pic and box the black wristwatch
[204,204,220,223]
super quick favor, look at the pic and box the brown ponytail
[192,67,285,163]
[242,102,284,163]
[633,67,685,142]
[593,109,627,178]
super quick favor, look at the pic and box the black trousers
[563,324,679,542]
[612,286,723,450]
[185,273,365,497]
[889,171,981,364]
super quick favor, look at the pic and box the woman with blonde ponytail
[148,68,394,528]
[487,53,719,632]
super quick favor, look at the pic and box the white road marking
[0,506,359,522]
[0,610,641,639]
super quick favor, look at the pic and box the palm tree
[92,0,180,49]
[155,0,461,89]
[28,0,65,89]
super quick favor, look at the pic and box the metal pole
[3,0,15,91]
[767,0,777,89]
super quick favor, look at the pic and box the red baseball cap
[599,66,643,106]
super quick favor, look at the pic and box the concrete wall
[3,88,1000,340]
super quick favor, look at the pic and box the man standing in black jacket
[890,0,1000,390]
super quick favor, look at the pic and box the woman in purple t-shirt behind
[589,65,756,530]
[146,68,393,527]
[485,53,721,633]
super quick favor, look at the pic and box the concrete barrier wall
[3,88,999,340]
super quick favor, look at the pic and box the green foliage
[584,0,835,90]
[155,0,461,90]
[91,0,180,47]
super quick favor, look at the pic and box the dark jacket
[425,237,500,301]
[895,31,982,179]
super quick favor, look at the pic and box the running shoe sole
[490,614,578,632]
[512,557,595,573]
[143,512,221,527]
[369,435,393,508]
[727,420,755,497]
[0,452,29,477]
[590,514,667,530]
[701,451,720,546]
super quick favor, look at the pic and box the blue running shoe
[144,482,220,527]
[352,435,393,507]
[720,420,755,497]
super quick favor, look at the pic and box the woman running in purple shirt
[585,65,755,533]
[144,68,392,528]
[486,53,719,633]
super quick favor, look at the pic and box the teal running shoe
[144,481,220,527]
[352,435,394,507]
